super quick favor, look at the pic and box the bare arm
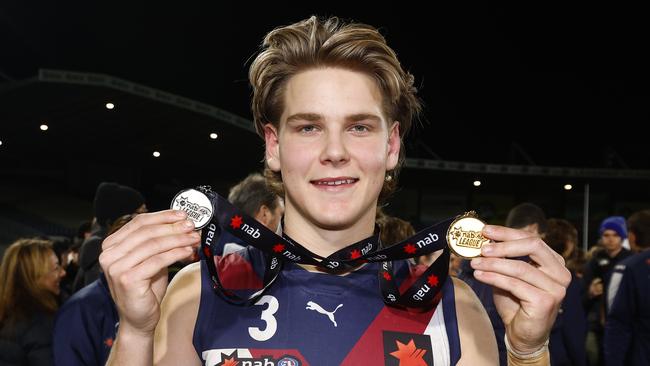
[454,277,499,366]
[154,262,202,365]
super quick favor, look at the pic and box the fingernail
[183,220,195,229]
[471,258,482,267]
[482,244,493,255]
[190,232,201,239]
[474,269,484,276]
[482,225,493,234]
[176,210,187,217]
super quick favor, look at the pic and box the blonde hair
[0,238,58,327]
[249,16,422,202]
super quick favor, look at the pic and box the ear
[264,123,281,172]
[386,121,401,170]
[254,205,271,226]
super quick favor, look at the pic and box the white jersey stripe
[424,302,451,366]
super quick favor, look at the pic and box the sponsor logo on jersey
[203,349,305,366]
[382,331,433,366]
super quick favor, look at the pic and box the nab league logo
[202,349,303,366]
[170,188,213,229]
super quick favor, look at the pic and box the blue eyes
[301,125,316,133]
[351,125,369,133]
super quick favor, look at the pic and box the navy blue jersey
[53,275,119,366]
[604,250,650,366]
[193,248,461,366]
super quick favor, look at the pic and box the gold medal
[446,211,489,258]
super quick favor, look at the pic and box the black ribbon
[195,186,455,309]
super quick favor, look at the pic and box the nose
[319,129,349,166]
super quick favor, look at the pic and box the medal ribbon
[192,186,456,309]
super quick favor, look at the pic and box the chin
[311,212,356,230]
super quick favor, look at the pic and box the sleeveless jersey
[193,248,461,366]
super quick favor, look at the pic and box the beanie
[599,216,627,240]
[93,182,145,227]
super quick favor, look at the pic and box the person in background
[604,209,650,366]
[0,238,66,366]
[544,218,588,365]
[376,213,415,247]
[376,213,417,263]
[583,215,632,366]
[73,182,146,292]
[220,173,284,256]
[546,218,585,278]
[51,237,79,303]
[53,214,136,366]
[77,221,93,242]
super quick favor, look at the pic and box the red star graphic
[427,274,439,287]
[403,243,417,254]
[350,249,361,259]
[104,338,113,347]
[220,355,239,366]
[273,243,285,253]
[202,246,211,258]
[230,215,243,229]
[382,271,392,281]
[390,339,427,366]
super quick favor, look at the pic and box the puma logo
[306,301,343,327]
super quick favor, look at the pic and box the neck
[283,205,376,258]
[607,246,622,258]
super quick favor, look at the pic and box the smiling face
[265,67,400,236]
[39,250,65,296]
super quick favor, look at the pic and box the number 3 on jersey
[248,295,279,341]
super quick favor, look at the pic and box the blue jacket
[459,260,587,366]
[52,275,118,366]
[604,250,650,366]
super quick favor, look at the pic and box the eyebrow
[286,113,322,123]
[285,113,382,124]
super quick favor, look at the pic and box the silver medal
[170,188,213,230]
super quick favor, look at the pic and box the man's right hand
[99,210,200,336]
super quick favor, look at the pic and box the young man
[98,16,569,365]
[583,215,632,365]
[604,209,650,366]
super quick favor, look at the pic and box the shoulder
[161,261,202,311]
[612,251,645,273]
[451,277,499,365]
[621,250,650,266]
[65,277,105,302]
[56,278,114,326]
